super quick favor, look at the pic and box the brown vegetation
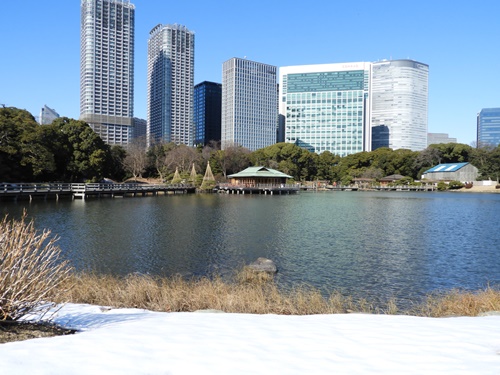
[0,213,72,321]
[55,270,500,318]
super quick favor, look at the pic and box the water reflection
[2,191,500,306]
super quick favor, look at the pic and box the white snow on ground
[1,304,499,374]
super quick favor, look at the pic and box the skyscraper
[279,62,372,156]
[477,108,500,147]
[371,60,428,151]
[221,58,277,151]
[80,0,135,146]
[39,105,59,125]
[194,81,222,146]
[147,24,194,146]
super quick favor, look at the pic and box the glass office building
[194,81,222,146]
[80,0,135,145]
[371,60,428,151]
[279,63,372,156]
[221,58,277,151]
[39,105,59,125]
[477,108,500,147]
[147,24,194,146]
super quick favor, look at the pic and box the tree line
[2,107,500,184]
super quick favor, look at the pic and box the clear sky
[1,0,499,145]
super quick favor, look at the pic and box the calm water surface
[3,191,500,306]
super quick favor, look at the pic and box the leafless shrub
[0,212,72,321]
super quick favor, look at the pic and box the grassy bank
[55,270,500,317]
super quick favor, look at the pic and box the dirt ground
[0,322,75,344]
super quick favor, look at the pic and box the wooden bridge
[0,182,196,201]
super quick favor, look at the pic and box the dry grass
[55,270,500,317]
[414,288,500,317]
[0,212,72,321]
[57,270,378,315]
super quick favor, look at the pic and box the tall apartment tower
[221,58,277,151]
[371,60,429,151]
[194,81,222,146]
[279,63,372,156]
[79,0,135,146]
[477,108,500,147]
[147,24,195,146]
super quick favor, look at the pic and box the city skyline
[1,0,499,146]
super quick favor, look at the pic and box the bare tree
[213,145,251,179]
[122,137,148,180]
[164,145,201,174]
[148,141,176,181]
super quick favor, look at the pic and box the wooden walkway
[0,183,195,201]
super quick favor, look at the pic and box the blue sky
[1,0,499,145]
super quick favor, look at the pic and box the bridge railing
[0,182,195,194]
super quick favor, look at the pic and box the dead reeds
[56,271,500,317]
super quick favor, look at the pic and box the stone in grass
[248,257,278,273]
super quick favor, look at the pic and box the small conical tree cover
[189,163,197,185]
[200,162,216,190]
[171,167,182,184]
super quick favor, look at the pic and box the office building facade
[477,108,500,147]
[39,105,59,125]
[194,81,222,146]
[279,62,372,156]
[147,24,194,147]
[371,59,428,151]
[221,58,277,151]
[80,0,135,146]
[427,133,457,145]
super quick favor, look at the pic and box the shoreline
[454,185,500,193]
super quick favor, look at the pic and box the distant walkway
[0,182,195,201]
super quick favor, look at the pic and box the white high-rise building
[279,62,372,156]
[221,58,277,151]
[371,59,429,151]
[79,0,135,146]
[147,24,195,146]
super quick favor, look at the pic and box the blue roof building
[422,163,478,182]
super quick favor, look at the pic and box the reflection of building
[194,81,222,146]
[221,58,277,151]
[39,105,59,125]
[80,0,135,146]
[427,133,457,145]
[371,60,429,151]
[147,24,195,146]
[280,62,371,156]
[422,163,478,182]
[477,108,500,147]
